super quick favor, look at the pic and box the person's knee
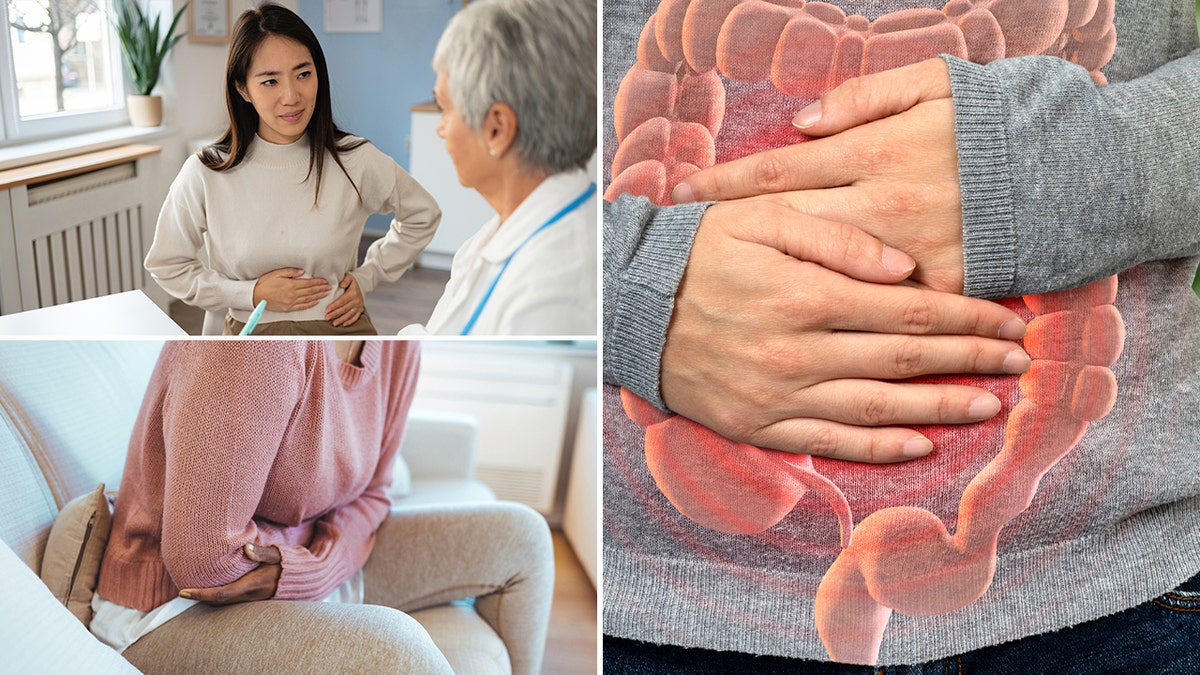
[494,502,552,550]
[484,502,555,583]
[343,604,455,673]
[123,601,454,674]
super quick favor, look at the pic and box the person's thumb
[244,543,282,565]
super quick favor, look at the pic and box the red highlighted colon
[619,277,1125,663]
[815,276,1124,663]
[607,0,1116,205]
[609,1,1125,664]
[621,387,855,546]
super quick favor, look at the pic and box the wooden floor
[169,265,451,336]
[544,530,598,674]
[363,265,452,335]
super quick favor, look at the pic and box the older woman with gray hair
[402,0,596,335]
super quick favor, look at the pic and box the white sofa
[0,341,551,674]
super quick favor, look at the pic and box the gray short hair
[433,0,595,175]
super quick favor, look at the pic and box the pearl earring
[489,148,499,158]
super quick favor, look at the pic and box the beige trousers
[121,502,554,675]
[223,311,378,336]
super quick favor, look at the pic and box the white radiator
[0,154,160,314]
[412,346,574,514]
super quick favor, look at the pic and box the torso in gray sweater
[602,0,1200,665]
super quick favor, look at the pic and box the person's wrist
[252,278,265,306]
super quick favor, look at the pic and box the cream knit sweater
[95,341,419,611]
[145,136,441,325]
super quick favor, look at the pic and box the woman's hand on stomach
[325,273,365,327]
[253,268,333,312]
[178,544,282,605]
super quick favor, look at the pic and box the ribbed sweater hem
[94,557,176,613]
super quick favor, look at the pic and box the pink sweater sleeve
[270,342,422,600]
[157,342,306,591]
[269,476,392,600]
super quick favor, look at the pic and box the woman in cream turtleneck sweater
[145,3,440,335]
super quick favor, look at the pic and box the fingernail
[792,100,822,129]
[1002,349,1031,374]
[902,437,933,458]
[246,543,255,553]
[881,246,916,275]
[671,182,695,204]
[179,590,192,599]
[968,394,1002,420]
[999,318,1027,340]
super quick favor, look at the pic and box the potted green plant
[113,0,188,127]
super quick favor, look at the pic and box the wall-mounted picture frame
[324,0,383,33]
[190,0,230,44]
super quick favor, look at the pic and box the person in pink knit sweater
[89,341,554,674]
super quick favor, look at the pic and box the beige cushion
[392,455,412,498]
[400,410,480,481]
[39,483,111,625]
[411,601,511,675]
[397,479,496,507]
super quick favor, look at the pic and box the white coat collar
[477,169,592,265]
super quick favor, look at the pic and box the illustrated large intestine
[608,0,1116,204]
[607,0,1124,665]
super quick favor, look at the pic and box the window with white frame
[0,0,126,143]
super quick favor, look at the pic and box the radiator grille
[29,206,146,307]
[27,163,137,206]
[3,152,158,314]
[476,465,548,506]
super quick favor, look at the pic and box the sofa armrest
[2,538,139,674]
[401,409,479,482]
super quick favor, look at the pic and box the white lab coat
[402,169,597,336]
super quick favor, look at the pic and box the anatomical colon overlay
[608,0,1115,205]
[620,276,1125,664]
[609,0,1126,665]
[814,278,1124,664]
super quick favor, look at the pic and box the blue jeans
[604,570,1200,674]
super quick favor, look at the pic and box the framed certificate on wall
[324,0,383,33]
[190,0,230,44]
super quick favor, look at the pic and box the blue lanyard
[460,182,596,336]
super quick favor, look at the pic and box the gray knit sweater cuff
[942,54,1016,299]
[603,196,709,410]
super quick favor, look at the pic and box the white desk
[0,290,186,336]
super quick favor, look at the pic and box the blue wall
[297,0,457,231]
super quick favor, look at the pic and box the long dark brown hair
[200,2,365,205]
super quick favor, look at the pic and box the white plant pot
[127,94,163,127]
